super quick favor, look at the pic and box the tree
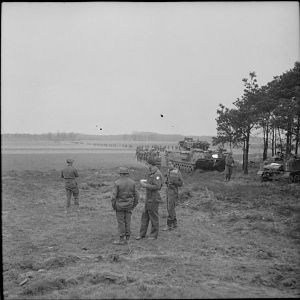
[267,62,300,155]
[212,104,242,150]
[255,85,277,160]
[233,72,261,174]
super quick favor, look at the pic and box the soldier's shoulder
[114,178,122,185]
[126,177,135,184]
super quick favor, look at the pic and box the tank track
[170,160,195,172]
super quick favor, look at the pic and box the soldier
[162,161,183,231]
[61,158,79,212]
[224,152,234,181]
[136,156,163,240]
[111,167,139,245]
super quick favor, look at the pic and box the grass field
[2,151,139,172]
[2,148,300,299]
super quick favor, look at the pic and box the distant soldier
[61,158,79,212]
[135,148,139,160]
[136,156,163,240]
[111,167,139,245]
[163,161,183,230]
[224,152,234,181]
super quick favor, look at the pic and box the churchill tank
[166,137,226,172]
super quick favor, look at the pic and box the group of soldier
[135,147,161,163]
[61,155,184,245]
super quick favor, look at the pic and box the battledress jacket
[111,177,139,211]
[166,168,183,202]
[225,156,234,166]
[61,166,79,191]
[144,167,163,203]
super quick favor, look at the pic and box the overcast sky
[2,2,299,136]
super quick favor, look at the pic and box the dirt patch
[77,271,129,285]
[41,255,81,270]
[22,277,70,295]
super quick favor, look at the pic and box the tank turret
[167,137,225,172]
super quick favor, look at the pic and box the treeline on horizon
[213,61,300,174]
[2,132,202,142]
[2,132,263,145]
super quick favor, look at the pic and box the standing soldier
[135,147,139,160]
[224,151,235,181]
[136,157,163,240]
[61,158,79,212]
[111,167,139,245]
[163,161,183,231]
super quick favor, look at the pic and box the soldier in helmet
[162,161,183,230]
[61,158,79,212]
[136,156,163,240]
[111,167,139,245]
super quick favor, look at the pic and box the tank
[283,156,300,182]
[258,155,300,182]
[166,137,226,172]
[257,159,284,181]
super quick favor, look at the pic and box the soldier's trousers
[116,210,132,238]
[225,166,233,180]
[166,193,177,228]
[65,187,79,208]
[139,201,159,238]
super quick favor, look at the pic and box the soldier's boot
[162,225,172,231]
[113,237,127,245]
[64,205,71,213]
[126,235,130,241]
[172,223,178,229]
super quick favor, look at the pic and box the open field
[2,151,138,172]
[2,149,300,299]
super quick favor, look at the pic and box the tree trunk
[271,125,275,157]
[263,123,269,161]
[243,128,250,174]
[242,140,245,171]
[286,119,292,155]
[295,114,300,155]
[278,128,283,153]
[274,126,277,156]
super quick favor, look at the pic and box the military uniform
[61,159,79,209]
[164,166,183,230]
[111,167,139,244]
[137,161,163,240]
[224,153,234,181]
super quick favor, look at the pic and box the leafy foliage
[214,62,300,173]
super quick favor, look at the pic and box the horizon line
[1,132,215,137]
